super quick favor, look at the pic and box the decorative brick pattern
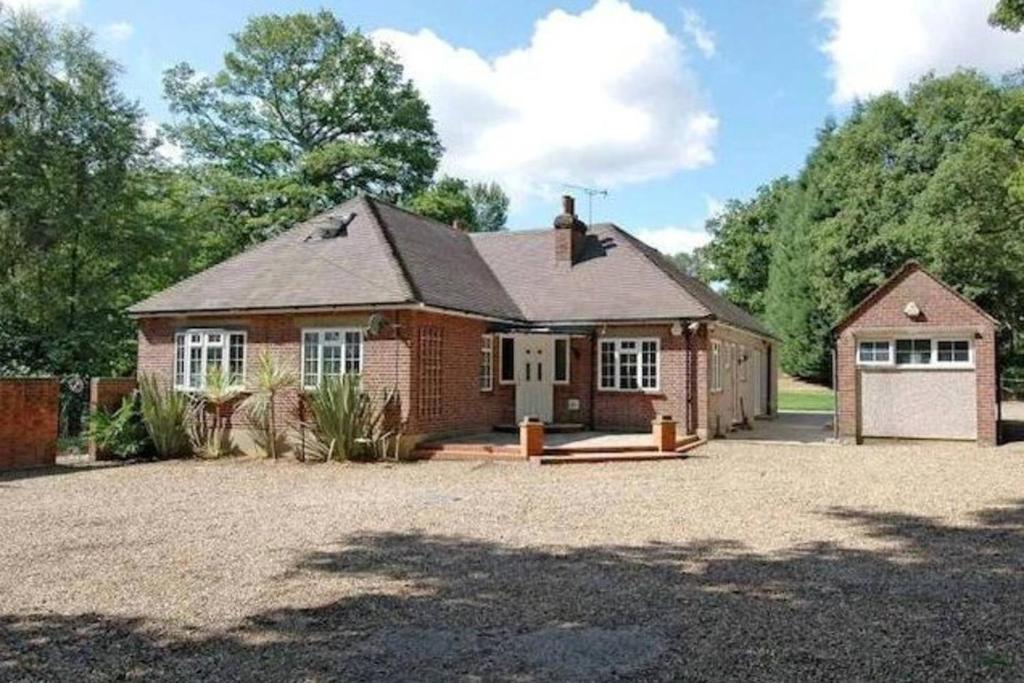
[0,378,59,470]
[835,266,998,446]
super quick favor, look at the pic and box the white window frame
[301,327,364,390]
[857,340,892,366]
[739,345,748,381]
[597,338,660,392]
[173,328,247,391]
[711,341,722,393]
[553,335,571,385]
[480,334,494,392]
[855,336,974,370]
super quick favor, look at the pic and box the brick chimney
[554,195,587,267]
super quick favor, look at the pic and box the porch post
[652,414,677,452]
[519,416,545,458]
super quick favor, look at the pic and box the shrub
[138,374,191,458]
[187,366,242,459]
[240,351,296,459]
[87,393,150,459]
[303,376,398,461]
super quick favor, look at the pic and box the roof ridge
[362,196,421,303]
[366,195,471,236]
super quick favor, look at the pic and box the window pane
[641,340,657,389]
[938,340,969,363]
[480,335,493,391]
[896,339,931,365]
[500,337,515,382]
[175,335,186,387]
[189,345,203,388]
[322,343,342,380]
[554,338,568,382]
[600,341,616,388]
[619,344,638,390]
[228,334,245,384]
[303,332,319,387]
[344,331,362,374]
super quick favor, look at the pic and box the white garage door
[860,369,976,440]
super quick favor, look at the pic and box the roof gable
[833,261,998,334]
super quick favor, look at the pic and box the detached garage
[834,261,999,446]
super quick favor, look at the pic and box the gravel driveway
[2,441,1024,681]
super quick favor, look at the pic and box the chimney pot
[562,195,575,217]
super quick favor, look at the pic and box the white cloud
[143,119,184,165]
[2,0,80,18]
[102,21,133,42]
[821,0,1024,104]
[682,8,716,58]
[373,0,717,204]
[632,194,721,255]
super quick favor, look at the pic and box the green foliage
[138,374,191,458]
[87,394,150,459]
[163,9,442,242]
[670,251,708,279]
[240,351,296,459]
[990,0,1024,31]
[407,176,509,232]
[303,376,397,461]
[703,71,1024,380]
[0,11,154,377]
[186,367,242,459]
[701,178,793,316]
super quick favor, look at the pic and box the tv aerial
[562,183,608,224]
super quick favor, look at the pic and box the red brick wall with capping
[834,267,998,446]
[0,378,59,470]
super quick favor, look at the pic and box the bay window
[174,329,247,390]
[302,328,363,389]
[599,338,659,391]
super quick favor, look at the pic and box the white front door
[514,335,554,422]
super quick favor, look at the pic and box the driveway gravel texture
[2,441,1024,681]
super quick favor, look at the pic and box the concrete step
[542,434,700,454]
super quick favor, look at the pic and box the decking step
[532,439,706,465]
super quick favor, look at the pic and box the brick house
[833,261,999,445]
[130,195,778,453]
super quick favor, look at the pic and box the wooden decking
[411,431,704,464]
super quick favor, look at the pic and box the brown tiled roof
[130,197,773,338]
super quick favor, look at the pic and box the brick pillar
[519,417,544,458]
[652,414,677,452]
[835,333,859,444]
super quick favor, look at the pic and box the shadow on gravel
[2,501,1022,680]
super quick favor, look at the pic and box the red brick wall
[592,325,687,431]
[89,377,139,459]
[835,267,998,445]
[0,378,59,470]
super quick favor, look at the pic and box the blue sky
[15,0,1024,253]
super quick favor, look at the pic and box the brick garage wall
[592,324,687,432]
[89,377,139,459]
[835,267,998,445]
[0,378,59,470]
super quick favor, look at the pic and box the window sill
[597,388,663,395]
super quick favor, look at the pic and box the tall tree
[700,178,792,316]
[0,10,153,377]
[407,176,509,231]
[163,9,442,243]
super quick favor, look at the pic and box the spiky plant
[188,366,243,459]
[240,351,296,459]
[138,374,191,458]
[303,376,397,461]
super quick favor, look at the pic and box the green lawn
[778,390,835,412]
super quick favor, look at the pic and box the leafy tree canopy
[163,9,443,241]
[407,177,509,232]
[990,0,1024,31]
[703,71,1024,380]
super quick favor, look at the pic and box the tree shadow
[2,502,1022,680]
